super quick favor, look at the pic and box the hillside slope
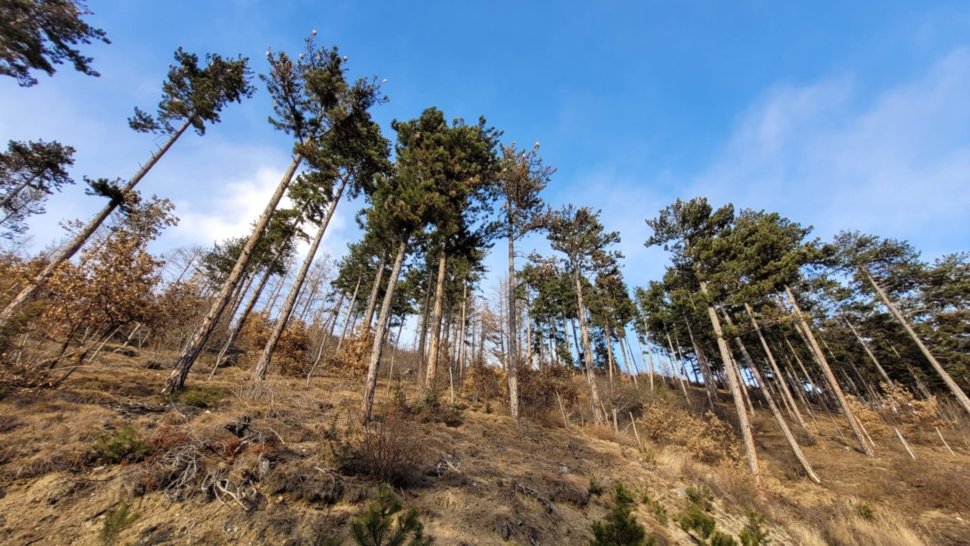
[0,349,968,545]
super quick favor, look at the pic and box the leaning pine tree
[251,110,390,381]
[0,48,253,335]
[165,36,385,392]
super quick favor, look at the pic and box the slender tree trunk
[164,154,303,393]
[252,177,347,381]
[363,250,387,333]
[223,271,254,329]
[605,325,616,393]
[574,269,605,424]
[785,285,874,456]
[699,282,760,480]
[722,312,820,482]
[570,317,581,366]
[336,274,362,354]
[417,269,434,363]
[684,317,715,408]
[424,248,448,391]
[507,228,520,419]
[212,267,272,372]
[457,282,468,382]
[864,270,970,415]
[665,330,693,409]
[360,239,408,424]
[1,120,192,331]
[264,264,291,317]
[744,303,812,436]
[638,334,655,392]
[297,273,321,323]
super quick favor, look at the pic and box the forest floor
[0,347,969,545]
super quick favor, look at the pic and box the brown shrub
[638,403,739,465]
[845,394,890,437]
[518,365,579,415]
[461,362,505,402]
[878,382,942,430]
[333,329,373,377]
[334,414,430,487]
[239,312,313,377]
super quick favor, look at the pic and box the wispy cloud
[689,48,970,258]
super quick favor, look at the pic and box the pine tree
[0,139,75,238]
[497,142,553,419]
[548,205,621,425]
[165,36,383,392]
[0,47,254,335]
[0,0,109,86]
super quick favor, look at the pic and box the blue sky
[2,0,969,297]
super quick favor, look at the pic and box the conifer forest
[1,2,968,544]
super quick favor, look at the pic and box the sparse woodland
[1,2,969,545]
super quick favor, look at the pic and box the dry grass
[821,502,927,546]
[0,349,967,545]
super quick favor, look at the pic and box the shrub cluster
[638,405,739,464]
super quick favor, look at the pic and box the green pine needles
[589,483,655,546]
[350,484,433,546]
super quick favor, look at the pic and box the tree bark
[335,274,362,354]
[362,250,387,333]
[722,310,820,482]
[213,267,272,372]
[424,247,448,391]
[457,282,468,382]
[252,176,347,381]
[684,317,716,408]
[865,270,970,416]
[1,120,192,331]
[164,154,302,393]
[785,285,874,456]
[574,269,604,424]
[665,330,693,409]
[743,303,812,436]
[700,282,760,480]
[360,239,407,424]
[507,229,520,419]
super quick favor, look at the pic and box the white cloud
[689,48,970,258]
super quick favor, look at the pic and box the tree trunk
[263,264,290,317]
[457,282,468,382]
[700,282,760,481]
[417,268,434,363]
[574,269,604,424]
[785,285,874,456]
[684,317,716,408]
[424,248,448,391]
[363,250,387,333]
[336,274,362,354]
[164,154,302,393]
[604,325,616,393]
[638,334,655,392]
[360,239,407,424]
[1,120,192,331]
[865,270,970,416]
[744,303,812,436]
[721,311,820,482]
[213,267,272,372]
[507,229,520,420]
[665,330,693,409]
[252,177,347,381]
